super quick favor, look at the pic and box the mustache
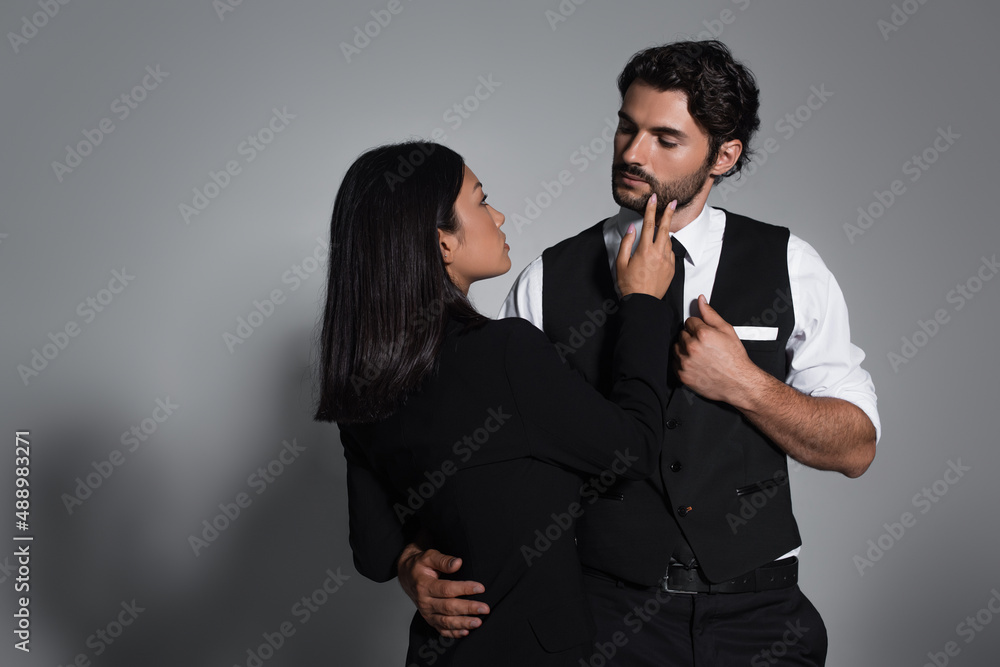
[613,164,653,184]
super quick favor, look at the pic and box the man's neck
[669,188,712,233]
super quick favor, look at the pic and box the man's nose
[621,132,650,164]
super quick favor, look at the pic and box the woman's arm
[503,196,678,478]
[394,294,677,637]
[503,292,675,480]
[341,425,417,582]
[397,194,680,636]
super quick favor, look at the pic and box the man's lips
[616,171,649,186]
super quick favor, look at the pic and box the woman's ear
[438,228,457,265]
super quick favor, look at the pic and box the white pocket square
[733,326,778,341]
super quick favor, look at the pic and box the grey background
[2,0,998,665]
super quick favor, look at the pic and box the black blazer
[339,293,675,666]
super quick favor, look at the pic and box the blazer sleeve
[340,425,416,583]
[503,292,675,480]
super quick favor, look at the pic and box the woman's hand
[615,194,678,299]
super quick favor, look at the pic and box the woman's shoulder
[447,315,548,350]
[439,317,555,380]
[448,318,564,382]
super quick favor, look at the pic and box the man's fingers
[415,575,489,638]
[426,612,484,633]
[419,549,463,574]
[422,597,490,635]
[425,596,490,618]
[425,578,486,599]
[684,316,707,335]
[696,294,727,327]
[675,330,692,357]
[437,628,472,639]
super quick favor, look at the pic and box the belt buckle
[660,564,699,595]
[661,582,698,595]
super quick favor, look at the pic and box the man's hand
[397,543,490,638]
[674,295,764,405]
[673,295,876,477]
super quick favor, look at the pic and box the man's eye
[617,124,634,134]
[659,139,677,148]
[481,194,489,205]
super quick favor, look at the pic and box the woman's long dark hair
[314,141,488,424]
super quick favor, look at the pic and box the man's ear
[438,228,457,265]
[710,139,743,178]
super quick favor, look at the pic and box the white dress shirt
[498,204,882,561]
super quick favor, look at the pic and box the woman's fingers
[640,193,658,250]
[651,197,677,251]
[615,223,636,277]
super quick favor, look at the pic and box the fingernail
[448,558,456,568]
[473,585,484,594]
[470,619,480,628]
[627,223,635,235]
[650,193,657,204]
[478,606,489,614]
[668,199,677,210]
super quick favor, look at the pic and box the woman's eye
[481,194,489,205]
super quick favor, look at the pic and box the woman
[314,141,679,665]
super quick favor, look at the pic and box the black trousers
[580,569,828,666]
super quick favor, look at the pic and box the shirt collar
[613,202,714,267]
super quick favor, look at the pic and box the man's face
[612,81,716,215]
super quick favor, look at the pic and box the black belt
[660,557,798,594]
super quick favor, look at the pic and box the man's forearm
[730,366,876,478]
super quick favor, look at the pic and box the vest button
[666,418,681,429]
[677,505,691,517]
[670,462,682,473]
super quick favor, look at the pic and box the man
[397,40,879,665]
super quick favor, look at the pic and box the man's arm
[675,229,879,478]
[737,369,876,478]
[675,293,876,478]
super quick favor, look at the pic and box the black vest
[542,208,802,585]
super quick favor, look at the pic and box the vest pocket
[735,473,789,497]
[739,338,781,352]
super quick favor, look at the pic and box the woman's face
[441,165,510,293]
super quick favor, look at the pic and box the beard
[611,155,715,217]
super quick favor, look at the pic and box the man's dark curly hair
[617,40,760,184]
